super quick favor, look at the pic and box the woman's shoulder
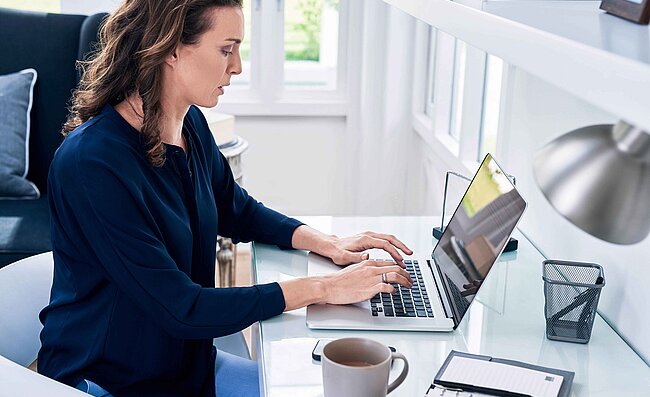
[52,107,145,175]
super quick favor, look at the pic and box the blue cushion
[0,68,39,199]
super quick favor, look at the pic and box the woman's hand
[279,260,413,311]
[321,231,413,266]
[321,260,413,305]
[291,225,413,266]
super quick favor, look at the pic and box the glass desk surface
[252,216,650,397]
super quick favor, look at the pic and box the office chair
[0,251,250,371]
[0,252,53,367]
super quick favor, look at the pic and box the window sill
[413,112,459,158]
[212,100,349,117]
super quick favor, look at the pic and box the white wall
[476,67,650,364]
[60,0,120,14]
[234,116,351,216]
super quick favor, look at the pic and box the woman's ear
[165,47,180,68]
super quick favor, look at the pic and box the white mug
[322,337,409,397]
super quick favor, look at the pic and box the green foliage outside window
[285,0,337,62]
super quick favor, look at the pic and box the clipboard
[426,350,574,397]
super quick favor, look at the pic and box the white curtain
[344,0,423,216]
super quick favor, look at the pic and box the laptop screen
[431,154,526,327]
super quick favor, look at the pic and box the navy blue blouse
[38,104,302,397]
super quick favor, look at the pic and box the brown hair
[64,0,243,167]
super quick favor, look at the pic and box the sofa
[0,8,107,267]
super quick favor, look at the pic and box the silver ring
[381,273,388,283]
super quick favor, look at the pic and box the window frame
[215,0,357,116]
[412,22,497,167]
[478,54,506,161]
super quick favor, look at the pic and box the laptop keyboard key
[368,259,439,320]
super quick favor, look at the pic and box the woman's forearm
[279,277,329,311]
[291,225,335,253]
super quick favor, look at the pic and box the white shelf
[384,0,650,131]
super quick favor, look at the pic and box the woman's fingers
[336,250,368,266]
[330,232,413,268]
[368,263,412,286]
[364,231,413,255]
[379,271,412,288]
[326,260,414,305]
[375,282,395,295]
[363,261,413,288]
[361,236,404,264]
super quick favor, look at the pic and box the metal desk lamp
[533,121,650,245]
[432,170,519,252]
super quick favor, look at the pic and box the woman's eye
[222,50,233,57]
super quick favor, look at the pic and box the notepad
[441,356,563,397]
[428,351,575,397]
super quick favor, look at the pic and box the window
[479,55,504,160]
[423,28,456,139]
[219,0,353,115]
[5,0,353,116]
[414,24,504,165]
[233,0,253,89]
[449,40,467,141]
[0,0,59,12]
[284,0,339,90]
[0,0,118,14]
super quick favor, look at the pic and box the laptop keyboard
[370,260,434,318]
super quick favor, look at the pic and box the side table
[216,136,249,287]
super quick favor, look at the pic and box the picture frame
[600,0,650,24]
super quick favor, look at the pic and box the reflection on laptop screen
[432,154,526,324]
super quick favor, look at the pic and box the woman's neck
[114,94,189,151]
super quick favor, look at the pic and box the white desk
[0,356,88,397]
[252,216,650,397]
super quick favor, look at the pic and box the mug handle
[387,352,409,394]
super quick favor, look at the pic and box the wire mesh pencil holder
[542,260,605,344]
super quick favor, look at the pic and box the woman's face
[169,6,243,108]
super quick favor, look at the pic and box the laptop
[306,154,527,332]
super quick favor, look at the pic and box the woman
[37,1,413,396]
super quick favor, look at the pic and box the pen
[433,381,532,397]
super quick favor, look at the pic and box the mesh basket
[542,260,605,344]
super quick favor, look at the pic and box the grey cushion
[0,68,39,199]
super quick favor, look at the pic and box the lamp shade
[533,121,650,245]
